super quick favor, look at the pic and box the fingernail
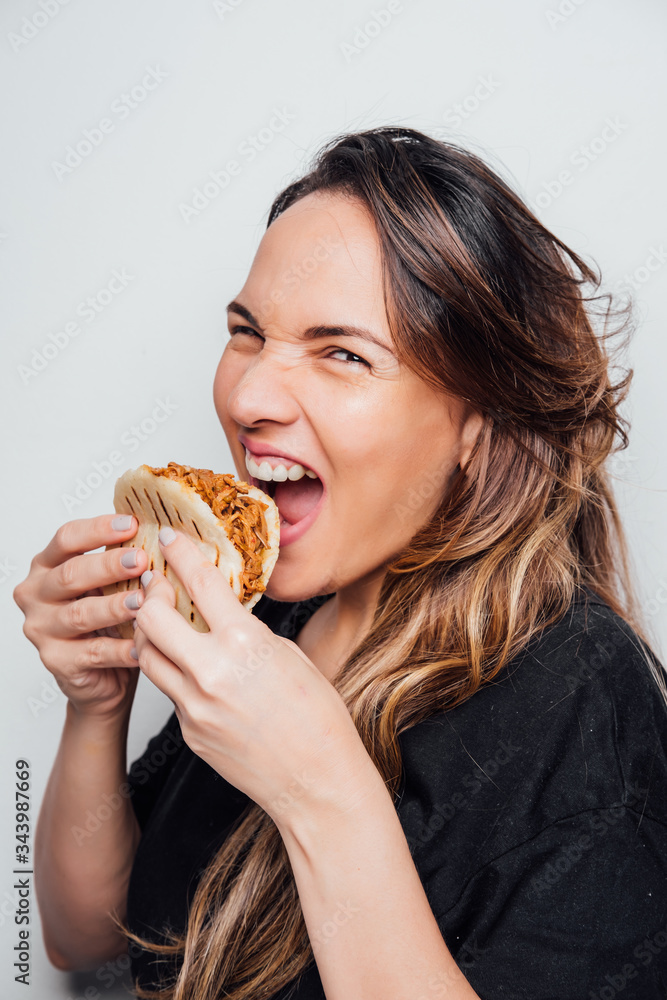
[121,549,139,569]
[159,526,176,546]
[141,570,153,588]
[112,515,134,531]
[124,591,142,610]
[130,646,138,660]
[132,618,138,631]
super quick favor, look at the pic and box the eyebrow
[226,300,395,356]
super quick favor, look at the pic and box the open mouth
[250,475,324,525]
[242,447,325,544]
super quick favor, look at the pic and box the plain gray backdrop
[1,1,666,996]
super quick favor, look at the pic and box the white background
[1,0,666,996]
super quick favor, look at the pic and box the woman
[14,127,667,1000]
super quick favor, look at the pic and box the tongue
[273,477,323,525]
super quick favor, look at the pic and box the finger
[134,567,200,667]
[95,626,122,639]
[153,527,243,628]
[37,514,139,571]
[42,542,148,602]
[46,634,140,672]
[50,588,146,639]
[138,562,177,609]
[134,628,185,701]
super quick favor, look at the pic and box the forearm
[35,702,141,970]
[276,758,480,1000]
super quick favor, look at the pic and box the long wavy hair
[121,126,654,998]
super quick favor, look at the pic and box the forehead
[237,191,387,331]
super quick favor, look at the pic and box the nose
[224,349,302,428]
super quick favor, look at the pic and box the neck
[323,566,386,651]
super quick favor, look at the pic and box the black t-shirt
[125,589,667,998]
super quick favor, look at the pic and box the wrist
[64,699,132,745]
[272,745,393,856]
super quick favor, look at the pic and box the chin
[263,567,337,605]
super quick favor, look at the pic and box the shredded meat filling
[148,462,271,602]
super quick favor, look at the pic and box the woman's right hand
[13,514,149,719]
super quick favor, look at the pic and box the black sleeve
[438,807,667,999]
[126,711,185,832]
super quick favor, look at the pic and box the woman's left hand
[133,527,372,829]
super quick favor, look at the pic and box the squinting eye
[228,327,370,368]
[328,348,370,367]
[229,325,262,339]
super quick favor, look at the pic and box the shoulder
[396,589,667,875]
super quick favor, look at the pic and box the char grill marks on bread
[149,462,271,603]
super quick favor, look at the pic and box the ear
[458,405,485,471]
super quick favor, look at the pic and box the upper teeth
[245,449,318,482]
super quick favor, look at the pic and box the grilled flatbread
[103,462,280,637]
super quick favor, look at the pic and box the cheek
[333,396,458,525]
[319,399,412,520]
[315,390,384,488]
[213,349,240,423]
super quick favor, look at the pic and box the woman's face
[213,191,481,603]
